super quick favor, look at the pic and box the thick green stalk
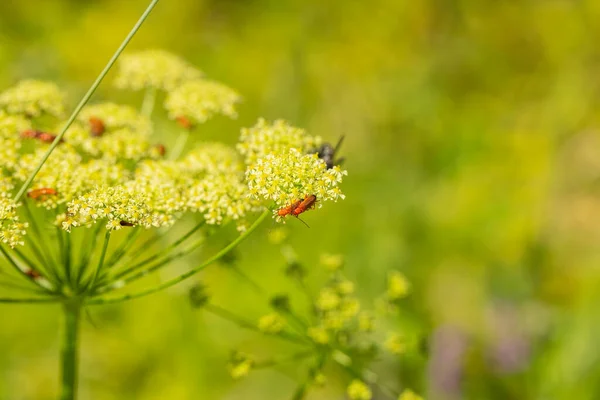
[87,210,270,304]
[12,0,161,203]
[60,300,82,400]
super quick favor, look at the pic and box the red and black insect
[277,195,317,228]
[277,199,302,218]
[176,116,193,130]
[312,136,345,169]
[154,144,167,157]
[292,194,317,216]
[21,130,63,144]
[89,117,106,137]
[25,269,42,279]
[27,188,58,199]
[119,221,135,227]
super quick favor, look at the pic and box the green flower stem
[141,86,157,117]
[0,277,48,294]
[108,220,206,282]
[83,231,110,291]
[104,227,142,269]
[60,299,82,400]
[291,354,327,400]
[229,265,265,295]
[75,224,103,286]
[22,202,61,271]
[95,236,205,293]
[87,209,270,305]
[0,245,53,293]
[204,303,307,345]
[253,350,314,369]
[169,128,190,160]
[11,246,58,288]
[129,224,176,260]
[0,296,60,303]
[12,0,161,204]
[65,232,74,286]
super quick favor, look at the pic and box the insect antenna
[295,216,310,228]
[333,135,345,154]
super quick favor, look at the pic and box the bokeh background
[2,0,600,399]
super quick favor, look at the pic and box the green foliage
[1,0,599,399]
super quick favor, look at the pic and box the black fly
[313,135,345,169]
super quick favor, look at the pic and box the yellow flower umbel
[347,380,372,400]
[257,313,285,334]
[165,79,241,126]
[0,80,65,118]
[246,148,347,220]
[228,352,254,380]
[0,111,29,169]
[237,119,322,166]
[0,177,27,248]
[76,103,153,135]
[398,389,424,400]
[61,186,155,231]
[114,50,202,92]
[387,271,410,300]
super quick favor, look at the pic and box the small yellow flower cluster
[181,143,244,176]
[307,272,362,344]
[183,143,262,230]
[257,313,285,334]
[14,146,128,209]
[165,80,241,125]
[384,333,406,356]
[387,271,410,300]
[228,352,254,380]
[127,160,190,227]
[61,186,155,231]
[114,50,202,92]
[237,119,322,166]
[0,112,29,169]
[0,178,27,248]
[67,103,160,162]
[77,103,152,135]
[320,253,345,271]
[347,380,372,400]
[246,148,346,218]
[398,389,424,400]
[0,80,65,118]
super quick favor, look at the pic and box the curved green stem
[12,0,161,203]
[86,210,269,305]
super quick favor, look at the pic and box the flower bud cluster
[114,50,202,92]
[165,80,241,125]
[0,80,65,118]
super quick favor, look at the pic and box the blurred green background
[2,0,600,399]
